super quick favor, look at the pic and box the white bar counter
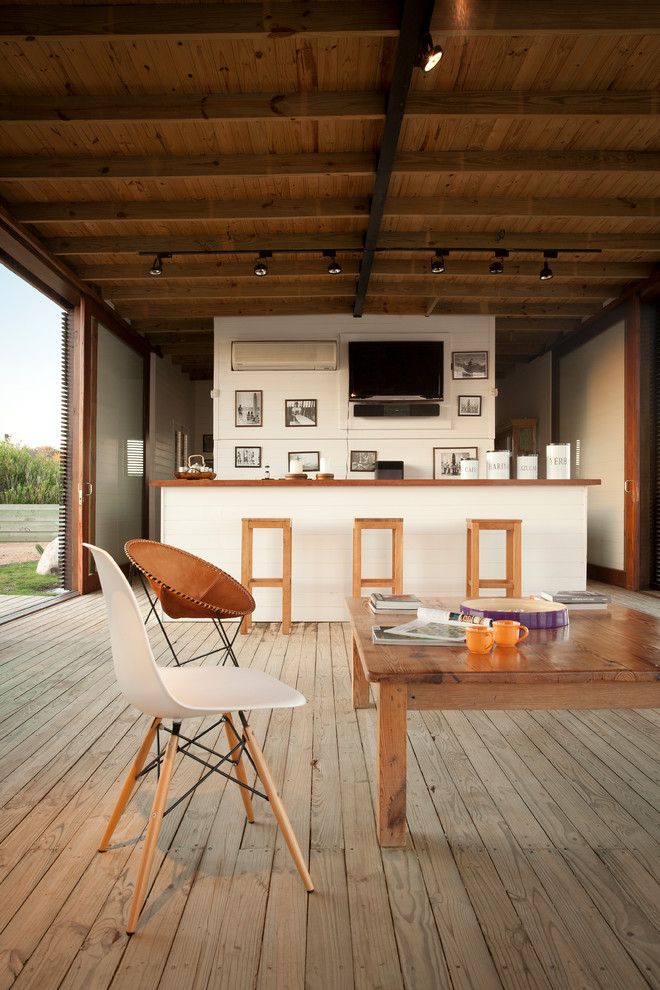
[152,479,600,622]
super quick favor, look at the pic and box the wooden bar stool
[353,518,404,598]
[241,518,292,634]
[465,518,522,598]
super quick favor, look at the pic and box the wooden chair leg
[126,724,180,934]
[99,717,161,852]
[224,713,254,823]
[352,525,362,598]
[243,724,314,892]
[281,522,292,634]
[240,520,253,634]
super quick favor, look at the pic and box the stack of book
[540,590,611,609]
[368,593,421,613]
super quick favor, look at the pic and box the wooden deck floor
[0,590,659,990]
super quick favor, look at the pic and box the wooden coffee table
[345,596,660,847]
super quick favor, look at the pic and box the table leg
[351,633,370,709]
[376,682,407,847]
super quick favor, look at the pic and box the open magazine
[372,606,492,645]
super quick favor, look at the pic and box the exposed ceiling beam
[114,298,601,319]
[2,2,658,39]
[429,0,660,34]
[4,89,658,123]
[14,199,373,223]
[42,231,660,255]
[4,150,658,181]
[15,196,659,223]
[353,0,434,317]
[0,92,387,123]
[0,3,400,40]
[496,318,580,333]
[105,280,617,302]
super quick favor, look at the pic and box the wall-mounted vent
[231,340,337,371]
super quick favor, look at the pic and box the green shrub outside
[0,435,61,505]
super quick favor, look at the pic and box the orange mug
[465,624,494,653]
[493,619,529,646]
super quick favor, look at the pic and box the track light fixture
[415,32,444,72]
[489,250,508,275]
[539,251,557,281]
[323,250,342,275]
[253,251,271,277]
[430,251,446,274]
[149,253,171,276]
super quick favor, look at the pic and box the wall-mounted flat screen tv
[348,340,444,401]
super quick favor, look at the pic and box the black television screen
[348,340,444,400]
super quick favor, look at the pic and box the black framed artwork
[451,351,488,379]
[235,445,261,468]
[285,399,317,426]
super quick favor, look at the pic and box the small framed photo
[235,445,261,468]
[452,351,488,379]
[235,390,262,427]
[351,450,377,472]
[458,395,482,416]
[433,446,478,478]
[288,451,320,473]
[285,399,317,427]
[202,433,213,453]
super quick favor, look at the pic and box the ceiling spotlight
[254,251,271,277]
[489,249,508,275]
[415,32,444,72]
[149,253,171,276]
[430,252,445,274]
[324,250,342,275]
[539,251,558,281]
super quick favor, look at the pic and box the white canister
[546,443,571,479]
[460,458,479,479]
[486,450,510,479]
[517,453,538,479]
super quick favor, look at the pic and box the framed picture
[351,450,377,472]
[433,446,478,478]
[288,451,319,473]
[458,395,482,416]
[235,390,262,427]
[285,398,317,427]
[452,351,488,379]
[235,445,261,468]
[202,433,213,453]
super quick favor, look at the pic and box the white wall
[496,352,553,458]
[558,321,625,571]
[212,314,495,479]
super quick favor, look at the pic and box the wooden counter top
[151,478,600,487]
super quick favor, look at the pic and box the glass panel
[94,324,144,560]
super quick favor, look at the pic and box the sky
[0,264,64,449]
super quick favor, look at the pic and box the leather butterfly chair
[124,538,254,667]
[85,543,313,934]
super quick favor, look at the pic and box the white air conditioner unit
[231,339,337,371]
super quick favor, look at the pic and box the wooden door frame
[78,295,152,594]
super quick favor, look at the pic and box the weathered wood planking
[0,588,658,988]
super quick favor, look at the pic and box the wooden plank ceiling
[0,0,659,380]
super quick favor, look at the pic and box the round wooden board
[461,597,569,628]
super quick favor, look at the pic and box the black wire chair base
[131,567,242,667]
[140,713,267,818]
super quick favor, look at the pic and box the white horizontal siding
[160,483,590,622]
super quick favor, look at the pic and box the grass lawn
[0,561,60,596]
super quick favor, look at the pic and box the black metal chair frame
[129,564,244,667]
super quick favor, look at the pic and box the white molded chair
[85,543,313,934]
